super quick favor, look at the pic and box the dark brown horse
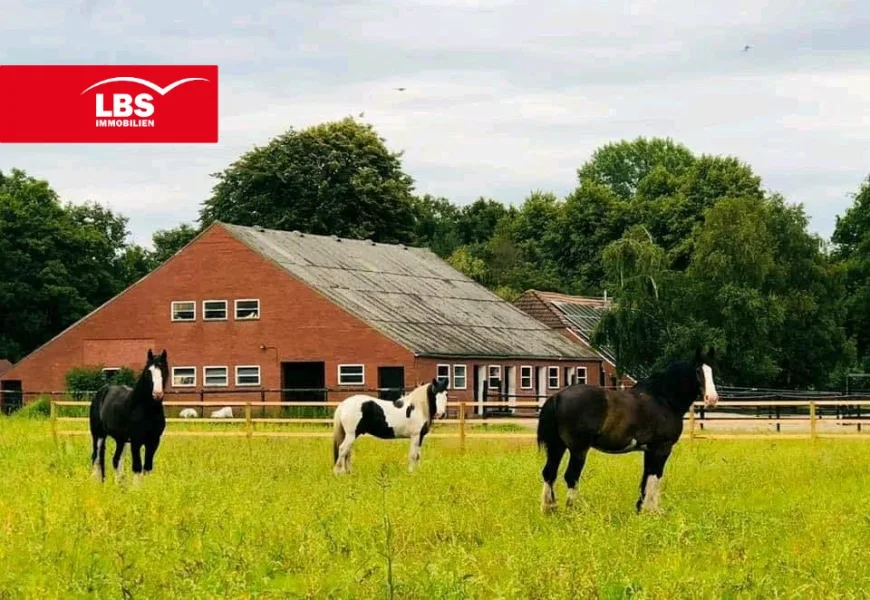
[537,347,719,513]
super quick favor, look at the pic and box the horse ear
[148,348,154,361]
[160,349,167,360]
[694,346,702,363]
[707,346,715,362]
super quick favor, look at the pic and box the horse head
[694,346,719,407]
[429,377,449,419]
[146,349,169,401]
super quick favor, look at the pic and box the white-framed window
[172,366,196,387]
[548,366,560,389]
[203,300,228,321]
[235,365,261,386]
[436,364,450,388]
[488,365,501,390]
[338,364,365,386]
[171,300,196,321]
[452,364,468,390]
[102,367,120,381]
[235,299,260,320]
[520,366,533,390]
[203,366,228,387]
[576,366,588,385]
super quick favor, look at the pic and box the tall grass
[2,418,870,598]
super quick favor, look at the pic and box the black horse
[89,349,169,483]
[537,347,719,514]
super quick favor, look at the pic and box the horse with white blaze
[537,347,720,514]
[332,378,449,474]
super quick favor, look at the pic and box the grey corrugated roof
[222,223,600,360]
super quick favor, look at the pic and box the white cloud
[1,0,870,247]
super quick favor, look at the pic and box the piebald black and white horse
[537,347,719,514]
[89,349,169,484]
[332,378,449,474]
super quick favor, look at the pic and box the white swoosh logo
[80,77,209,96]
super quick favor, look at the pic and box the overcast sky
[2,0,869,248]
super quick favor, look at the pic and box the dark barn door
[281,361,326,403]
[0,380,23,415]
[378,366,405,401]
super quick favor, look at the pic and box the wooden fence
[48,398,870,451]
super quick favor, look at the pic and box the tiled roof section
[222,224,601,360]
[517,290,649,380]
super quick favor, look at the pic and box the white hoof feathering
[641,475,662,513]
[541,483,557,513]
[133,473,143,487]
[566,487,577,507]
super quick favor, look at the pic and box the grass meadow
[3,418,870,599]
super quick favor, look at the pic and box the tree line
[2,116,869,390]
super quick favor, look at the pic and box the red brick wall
[1,224,415,403]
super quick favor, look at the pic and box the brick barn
[0,223,604,414]
[513,290,644,389]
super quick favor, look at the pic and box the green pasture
[2,417,870,599]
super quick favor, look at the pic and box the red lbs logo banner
[0,65,218,143]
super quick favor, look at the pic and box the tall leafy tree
[200,116,418,244]
[0,169,142,362]
[832,176,870,367]
[150,223,200,266]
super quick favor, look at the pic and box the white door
[506,366,516,413]
[536,367,547,407]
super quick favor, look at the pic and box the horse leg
[92,436,106,482]
[334,434,356,475]
[563,446,589,508]
[131,441,144,486]
[143,436,160,475]
[408,434,422,472]
[541,440,566,513]
[112,439,126,482]
[636,445,672,514]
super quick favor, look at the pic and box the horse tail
[537,393,559,452]
[89,385,109,434]
[332,404,345,464]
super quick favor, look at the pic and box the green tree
[832,175,870,364]
[0,169,139,362]
[409,194,462,258]
[200,117,418,244]
[151,223,200,266]
[577,137,696,202]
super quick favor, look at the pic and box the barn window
[436,364,450,388]
[547,366,560,389]
[452,364,467,390]
[203,300,228,321]
[520,366,533,389]
[171,301,195,321]
[576,367,588,385]
[236,365,261,386]
[235,299,260,320]
[338,364,365,386]
[203,366,228,386]
[172,367,196,387]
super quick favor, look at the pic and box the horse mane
[405,383,432,421]
[632,360,698,412]
[129,361,155,402]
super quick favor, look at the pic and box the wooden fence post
[50,400,57,445]
[245,403,253,439]
[459,401,466,453]
[810,401,817,440]
[689,404,696,441]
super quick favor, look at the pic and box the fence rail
[44,396,870,449]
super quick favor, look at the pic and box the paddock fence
[26,385,870,449]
